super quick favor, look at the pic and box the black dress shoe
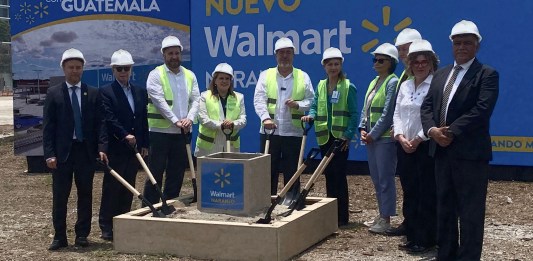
[406,244,430,253]
[48,240,68,251]
[385,223,406,236]
[74,237,89,247]
[101,231,113,241]
[398,241,414,250]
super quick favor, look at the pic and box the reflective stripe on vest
[364,74,397,138]
[265,67,305,127]
[147,65,193,128]
[315,79,350,145]
[196,90,242,150]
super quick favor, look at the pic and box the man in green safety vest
[253,37,315,197]
[143,35,200,206]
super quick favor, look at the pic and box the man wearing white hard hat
[394,39,439,253]
[143,36,200,206]
[98,49,149,241]
[387,28,422,237]
[421,20,499,261]
[301,47,359,226]
[43,48,108,250]
[195,63,246,156]
[254,37,315,197]
[359,43,399,234]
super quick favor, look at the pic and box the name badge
[330,90,339,104]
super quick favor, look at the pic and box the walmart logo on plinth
[214,168,231,188]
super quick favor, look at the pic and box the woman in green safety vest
[301,47,359,226]
[194,63,246,157]
[358,43,399,234]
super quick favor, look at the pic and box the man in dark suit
[421,20,499,261]
[43,48,108,250]
[98,49,148,241]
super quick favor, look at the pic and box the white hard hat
[110,49,134,66]
[321,47,344,65]
[212,63,234,78]
[408,39,435,55]
[395,28,422,46]
[274,37,295,52]
[60,48,86,67]
[449,20,482,42]
[161,35,183,53]
[371,43,399,62]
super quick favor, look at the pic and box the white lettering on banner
[204,20,352,57]
[61,0,160,12]
[205,70,259,89]
[210,190,236,198]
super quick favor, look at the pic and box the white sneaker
[368,218,391,234]
[363,215,380,227]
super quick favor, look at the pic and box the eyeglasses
[115,66,131,72]
[372,58,389,64]
[411,60,429,67]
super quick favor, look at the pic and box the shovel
[180,128,197,205]
[264,127,276,154]
[96,159,165,218]
[128,143,176,215]
[256,148,321,224]
[297,119,314,167]
[281,139,344,217]
[222,125,234,153]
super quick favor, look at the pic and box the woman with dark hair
[393,39,439,253]
[194,63,246,156]
[359,43,399,234]
[302,47,358,226]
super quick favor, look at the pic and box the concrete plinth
[197,152,271,216]
[114,197,338,261]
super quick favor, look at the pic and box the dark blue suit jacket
[43,82,107,163]
[99,80,149,155]
[421,58,499,161]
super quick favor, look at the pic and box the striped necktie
[439,65,462,127]
[71,86,83,141]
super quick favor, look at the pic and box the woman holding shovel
[301,47,359,226]
[195,63,246,156]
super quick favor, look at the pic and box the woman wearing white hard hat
[302,47,358,226]
[358,42,399,234]
[393,39,439,253]
[195,63,246,156]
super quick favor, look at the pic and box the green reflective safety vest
[265,67,305,127]
[197,90,242,150]
[315,79,350,145]
[147,65,193,128]
[364,74,397,138]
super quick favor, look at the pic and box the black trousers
[397,141,436,247]
[319,135,350,225]
[143,132,188,205]
[260,134,301,197]
[435,148,488,261]
[52,142,95,241]
[98,151,139,233]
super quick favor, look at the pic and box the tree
[0,20,9,43]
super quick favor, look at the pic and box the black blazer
[420,58,499,161]
[43,82,107,163]
[99,80,149,155]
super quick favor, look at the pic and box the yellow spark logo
[214,168,231,188]
[361,6,412,52]
[34,2,49,19]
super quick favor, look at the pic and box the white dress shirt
[118,81,134,112]
[253,67,314,137]
[443,58,475,120]
[393,75,433,141]
[146,65,200,134]
[194,91,247,157]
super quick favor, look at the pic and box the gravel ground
[0,134,531,261]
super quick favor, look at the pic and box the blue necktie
[71,86,83,141]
